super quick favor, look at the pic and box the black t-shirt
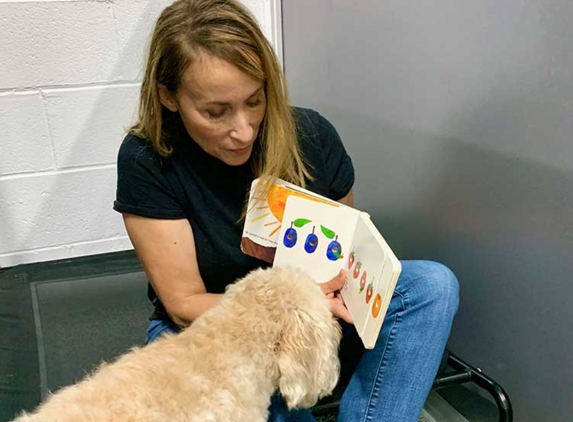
[114,107,354,315]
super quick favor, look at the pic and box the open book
[241,178,401,349]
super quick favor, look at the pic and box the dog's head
[227,266,342,409]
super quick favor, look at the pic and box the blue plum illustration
[304,227,319,253]
[283,223,297,248]
[326,236,343,261]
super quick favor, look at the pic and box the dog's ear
[276,305,342,409]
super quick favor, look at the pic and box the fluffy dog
[13,266,342,422]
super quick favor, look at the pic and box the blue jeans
[145,260,459,422]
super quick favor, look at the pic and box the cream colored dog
[13,266,342,422]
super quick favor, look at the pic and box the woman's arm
[122,213,221,327]
[122,189,354,326]
[337,190,354,207]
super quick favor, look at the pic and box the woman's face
[159,53,266,166]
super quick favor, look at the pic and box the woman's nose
[230,112,254,143]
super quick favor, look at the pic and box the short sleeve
[314,112,355,200]
[113,134,186,219]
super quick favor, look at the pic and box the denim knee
[400,260,460,321]
[424,261,459,312]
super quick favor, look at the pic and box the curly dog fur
[13,266,342,422]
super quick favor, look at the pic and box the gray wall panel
[283,1,573,420]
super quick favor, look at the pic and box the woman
[114,0,459,420]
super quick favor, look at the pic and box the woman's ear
[158,84,179,112]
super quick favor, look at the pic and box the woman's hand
[320,269,353,324]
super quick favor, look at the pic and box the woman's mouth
[230,145,252,156]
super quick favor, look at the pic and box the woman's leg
[267,394,316,422]
[338,260,459,422]
[144,317,181,344]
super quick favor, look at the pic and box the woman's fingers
[330,294,353,324]
[320,269,347,294]
[318,270,353,323]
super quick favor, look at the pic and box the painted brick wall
[0,0,281,268]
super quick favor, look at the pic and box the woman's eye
[247,98,263,108]
[206,109,225,119]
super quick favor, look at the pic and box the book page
[342,215,388,342]
[354,214,402,349]
[273,195,360,284]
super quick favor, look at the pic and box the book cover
[241,178,401,349]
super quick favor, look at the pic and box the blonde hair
[131,0,311,188]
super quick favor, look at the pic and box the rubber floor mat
[30,272,152,397]
[0,251,146,421]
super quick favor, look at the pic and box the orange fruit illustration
[372,293,382,318]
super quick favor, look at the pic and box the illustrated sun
[249,184,335,236]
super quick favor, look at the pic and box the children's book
[240,178,401,349]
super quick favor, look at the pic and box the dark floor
[0,251,147,421]
[0,251,501,422]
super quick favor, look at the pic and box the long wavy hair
[130,0,311,188]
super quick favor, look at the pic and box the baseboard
[0,237,133,269]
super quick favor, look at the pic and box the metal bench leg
[433,352,513,422]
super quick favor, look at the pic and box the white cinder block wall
[0,0,283,268]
